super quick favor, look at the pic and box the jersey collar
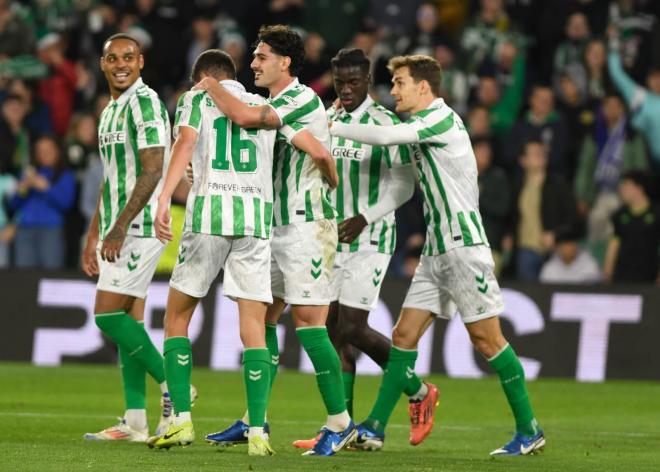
[271,77,299,100]
[348,95,374,119]
[111,77,144,106]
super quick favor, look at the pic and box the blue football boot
[352,422,384,451]
[302,421,357,456]
[490,429,545,456]
[205,420,270,446]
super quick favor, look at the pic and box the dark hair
[191,49,236,82]
[255,25,305,76]
[523,139,546,154]
[331,48,371,75]
[103,33,142,54]
[387,55,442,97]
[621,170,653,197]
[33,134,66,181]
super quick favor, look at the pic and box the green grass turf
[1,363,659,471]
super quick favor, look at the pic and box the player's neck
[269,75,295,98]
[410,95,437,114]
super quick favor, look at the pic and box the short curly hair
[255,24,305,77]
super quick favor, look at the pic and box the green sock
[95,311,166,384]
[163,337,192,414]
[488,344,538,436]
[118,321,147,409]
[366,346,417,434]
[378,358,422,398]
[342,371,355,417]
[243,348,271,427]
[296,327,346,415]
[265,324,279,390]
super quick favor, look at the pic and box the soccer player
[196,26,357,456]
[330,55,545,456]
[81,34,172,442]
[293,48,438,450]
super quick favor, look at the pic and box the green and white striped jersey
[407,98,489,255]
[327,96,412,255]
[174,80,276,239]
[269,78,335,227]
[97,77,170,239]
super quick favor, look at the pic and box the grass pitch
[2,363,659,471]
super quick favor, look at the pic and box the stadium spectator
[553,12,591,80]
[467,105,492,137]
[539,226,601,284]
[185,9,220,77]
[0,0,35,57]
[460,0,519,73]
[37,33,77,137]
[474,136,509,276]
[5,78,53,137]
[401,2,447,57]
[604,171,660,284]
[505,85,569,176]
[0,93,30,176]
[509,140,579,281]
[608,28,660,165]
[9,135,76,269]
[574,94,648,259]
[434,43,468,116]
[583,39,611,103]
[64,112,99,177]
[302,0,369,54]
[366,0,422,40]
[0,161,16,268]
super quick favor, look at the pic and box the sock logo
[271,355,279,364]
[405,366,414,379]
[249,369,262,381]
[177,354,190,366]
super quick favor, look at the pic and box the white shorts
[271,219,337,305]
[403,245,504,323]
[97,236,164,299]
[170,231,272,303]
[331,250,392,311]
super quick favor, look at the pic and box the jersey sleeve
[269,86,322,127]
[277,121,306,143]
[407,108,456,145]
[128,90,169,149]
[173,91,204,137]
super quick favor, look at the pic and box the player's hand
[100,225,126,262]
[81,234,99,276]
[155,199,173,244]
[185,162,194,185]
[338,214,368,244]
[192,77,217,92]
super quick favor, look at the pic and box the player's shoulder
[242,91,268,106]
[175,89,206,108]
[130,80,161,103]
[367,101,401,125]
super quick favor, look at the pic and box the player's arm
[339,145,416,243]
[155,127,197,243]
[193,78,281,129]
[330,120,419,146]
[100,146,164,262]
[81,183,102,276]
[603,237,620,283]
[290,129,339,189]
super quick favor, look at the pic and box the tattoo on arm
[258,106,282,129]
[114,146,164,230]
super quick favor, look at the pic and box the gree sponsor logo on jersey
[332,146,366,160]
[100,132,126,145]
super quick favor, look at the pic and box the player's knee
[469,331,504,359]
[392,324,417,349]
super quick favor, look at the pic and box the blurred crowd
[0,0,659,284]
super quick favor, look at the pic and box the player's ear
[281,55,291,72]
[138,54,144,71]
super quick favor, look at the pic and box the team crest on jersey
[411,144,423,162]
